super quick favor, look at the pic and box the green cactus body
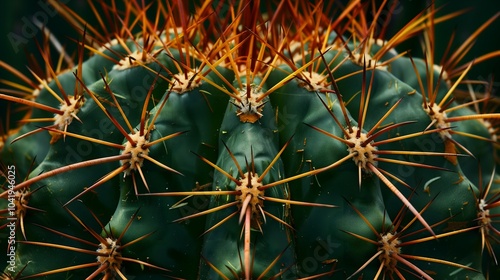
[267,70,388,277]
[200,81,296,278]
[1,1,499,279]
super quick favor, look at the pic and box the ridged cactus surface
[1,1,499,279]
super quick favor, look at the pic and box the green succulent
[1,1,499,279]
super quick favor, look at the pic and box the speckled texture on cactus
[0,1,499,279]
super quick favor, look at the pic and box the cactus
[1,1,499,279]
